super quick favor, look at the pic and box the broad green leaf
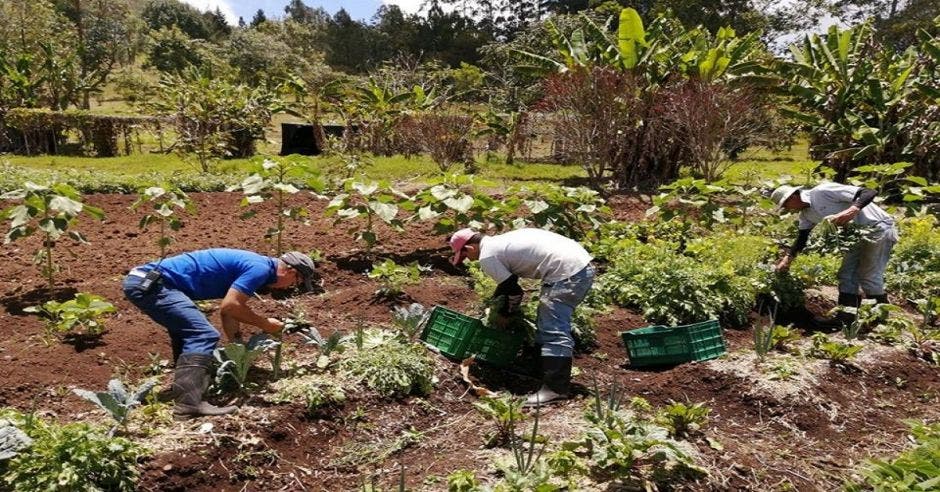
[272,183,300,194]
[352,182,378,196]
[337,208,360,219]
[429,185,455,201]
[444,195,474,213]
[83,204,105,220]
[618,8,646,69]
[369,201,398,223]
[525,199,550,214]
[417,206,440,221]
[241,174,266,195]
[245,195,264,204]
[49,196,83,216]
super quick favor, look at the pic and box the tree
[202,7,232,41]
[250,9,267,28]
[141,0,211,39]
[325,9,378,72]
[145,26,202,73]
[52,0,132,109]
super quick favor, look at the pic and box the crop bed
[0,192,937,491]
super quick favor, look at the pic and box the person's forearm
[221,315,241,341]
[789,229,811,256]
[220,302,271,330]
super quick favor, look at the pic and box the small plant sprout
[810,333,863,367]
[299,327,345,369]
[589,377,625,428]
[368,260,424,298]
[24,293,117,340]
[1,181,104,292]
[657,400,711,438]
[754,307,777,363]
[325,179,408,252]
[473,394,525,447]
[499,400,550,490]
[446,469,479,492]
[214,334,280,394]
[391,303,428,340]
[130,185,195,259]
[73,378,157,436]
[237,157,324,255]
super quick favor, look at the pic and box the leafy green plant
[213,334,280,393]
[130,185,195,259]
[1,181,104,291]
[495,404,555,492]
[754,313,776,363]
[888,215,940,300]
[391,303,428,341]
[846,420,940,491]
[298,327,346,369]
[342,332,435,398]
[325,179,408,251]
[235,157,324,255]
[474,394,526,448]
[833,300,914,341]
[805,219,879,255]
[504,184,611,241]
[810,333,863,366]
[656,400,711,438]
[24,292,116,339]
[269,374,346,415]
[72,379,157,436]
[0,420,32,462]
[410,173,508,234]
[446,469,480,492]
[367,259,424,298]
[1,411,145,492]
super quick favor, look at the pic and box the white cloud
[179,0,239,25]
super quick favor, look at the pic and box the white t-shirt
[478,228,593,284]
[797,182,893,231]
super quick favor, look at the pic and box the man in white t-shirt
[771,182,898,324]
[449,228,595,405]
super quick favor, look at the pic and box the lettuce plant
[341,331,434,398]
[73,379,157,436]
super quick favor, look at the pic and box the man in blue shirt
[123,249,317,418]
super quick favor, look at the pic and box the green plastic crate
[620,320,726,367]
[420,306,482,359]
[420,305,525,366]
[468,325,526,367]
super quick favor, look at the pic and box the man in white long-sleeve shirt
[771,182,898,320]
[449,228,595,405]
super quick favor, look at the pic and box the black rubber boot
[837,292,861,308]
[524,356,572,407]
[872,294,889,304]
[173,353,237,419]
[156,343,185,403]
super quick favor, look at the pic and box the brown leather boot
[172,353,237,419]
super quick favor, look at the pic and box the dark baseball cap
[280,251,317,292]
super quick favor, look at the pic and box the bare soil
[0,192,936,491]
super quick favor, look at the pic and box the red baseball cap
[448,228,476,265]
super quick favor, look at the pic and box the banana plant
[777,22,937,178]
[131,185,195,259]
[1,182,104,293]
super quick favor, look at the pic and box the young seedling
[130,185,195,258]
[810,333,863,367]
[325,179,408,252]
[657,400,711,438]
[411,173,506,234]
[214,334,280,394]
[299,327,345,369]
[473,394,525,448]
[1,181,104,292]
[24,292,116,340]
[390,303,428,341]
[367,260,424,298]
[236,157,324,255]
[73,378,157,436]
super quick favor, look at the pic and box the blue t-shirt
[141,249,276,300]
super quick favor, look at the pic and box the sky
[180,1,426,24]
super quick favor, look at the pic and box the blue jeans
[536,265,595,357]
[123,274,220,356]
